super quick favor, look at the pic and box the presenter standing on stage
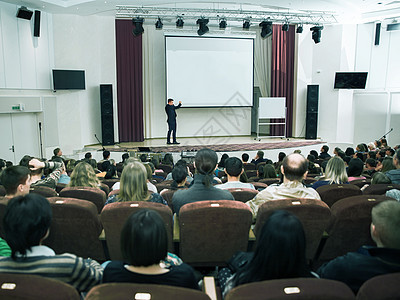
[165,98,182,144]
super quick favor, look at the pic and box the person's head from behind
[241,153,249,163]
[19,155,42,177]
[281,153,308,182]
[371,172,391,184]
[53,148,62,157]
[0,166,31,197]
[120,162,148,202]
[167,98,174,105]
[162,153,174,165]
[386,148,395,157]
[365,158,377,169]
[309,151,318,160]
[68,161,99,188]
[121,209,168,267]
[381,156,396,173]
[263,164,277,178]
[172,166,187,186]
[394,149,400,168]
[122,153,129,163]
[354,152,364,161]
[345,147,355,156]
[4,194,52,259]
[256,151,264,159]
[103,150,110,160]
[139,154,148,163]
[224,157,243,178]
[307,154,315,163]
[143,163,153,181]
[175,159,187,169]
[321,145,329,153]
[371,201,400,249]
[84,152,92,160]
[236,210,307,285]
[325,156,348,184]
[347,158,364,177]
[194,148,218,187]
[368,151,377,160]
[218,154,229,168]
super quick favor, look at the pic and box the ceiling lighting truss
[116,6,338,26]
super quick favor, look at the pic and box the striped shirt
[0,246,103,292]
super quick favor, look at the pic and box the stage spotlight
[219,18,227,29]
[197,18,209,36]
[155,17,163,29]
[296,25,303,33]
[132,17,144,36]
[243,19,250,30]
[310,26,323,43]
[282,23,289,31]
[259,21,273,38]
[176,17,184,28]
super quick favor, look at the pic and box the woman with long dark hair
[220,210,313,297]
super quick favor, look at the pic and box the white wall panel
[386,30,400,89]
[18,17,37,89]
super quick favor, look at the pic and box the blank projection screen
[165,36,254,107]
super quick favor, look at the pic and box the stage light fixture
[176,17,184,28]
[310,26,323,43]
[196,18,209,36]
[16,6,33,20]
[132,17,144,36]
[259,21,273,38]
[219,18,227,29]
[243,19,251,30]
[282,23,289,31]
[296,25,303,33]
[155,17,163,29]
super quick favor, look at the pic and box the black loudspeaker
[34,10,41,37]
[374,23,381,46]
[306,85,319,139]
[100,84,114,145]
[16,6,33,20]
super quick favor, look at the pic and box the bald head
[281,153,308,181]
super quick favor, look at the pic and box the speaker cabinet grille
[100,84,114,145]
[306,85,319,139]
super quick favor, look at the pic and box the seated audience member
[66,159,77,175]
[263,164,278,179]
[216,153,229,177]
[345,147,355,157]
[169,166,188,190]
[360,172,392,192]
[103,209,198,289]
[293,149,301,154]
[318,200,400,294]
[98,150,111,170]
[58,163,71,185]
[312,156,348,189]
[19,156,62,190]
[384,150,400,184]
[51,147,63,163]
[103,159,118,179]
[356,143,367,153]
[354,152,365,162]
[67,161,102,188]
[307,155,321,175]
[386,148,395,157]
[165,159,193,183]
[347,158,366,181]
[251,150,267,166]
[139,154,148,163]
[0,166,31,198]
[367,151,377,160]
[363,158,378,177]
[143,163,158,193]
[121,153,129,164]
[106,162,166,205]
[367,142,376,151]
[218,210,313,297]
[256,164,265,179]
[380,138,388,148]
[375,140,382,149]
[246,153,321,218]
[386,189,400,201]
[216,157,255,190]
[319,145,331,159]
[146,162,164,182]
[0,194,103,292]
[274,152,286,171]
[172,148,234,215]
[162,153,174,166]
[376,149,386,160]
[241,153,250,164]
[379,156,396,173]
[309,150,319,160]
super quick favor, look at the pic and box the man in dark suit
[165,98,182,144]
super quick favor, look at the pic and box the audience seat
[0,273,80,300]
[318,195,395,262]
[227,188,259,202]
[356,272,400,300]
[155,171,168,179]
[245,170,257,178]
[100,183,110,196]
[45,197,105,261]
[362,184,400,195]
[29,186,58,197]
[156,180,174,193]
[225,278,355,300]
[259,178,280,185]
[250,182,268,191]
[160,188,188,210]
[0,185,5,196]
[108,189,119,197]
[152,177,164,183]
[100,201,173,260]
[100,178,119,189]
[85,283,211,300]
[316,184,362,207]
[158,164,173,174]
[254,198,331,261]
[348,179,371,188]
[55,183,67,193]
[248,176,259,182]
[59,186,106,213]
[178,200,252,266]
[243,163,256,171]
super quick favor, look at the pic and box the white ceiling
[3,0,400,23]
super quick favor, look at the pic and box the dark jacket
[165,103,181,123]
[172,174,234,215]
[385,169,400,184]
[318,246,400,294]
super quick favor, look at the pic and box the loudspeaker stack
[100,84,115,145]
[305,85,319,140]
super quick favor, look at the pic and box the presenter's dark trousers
[167,120,177,143]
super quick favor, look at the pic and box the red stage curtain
[115,19,144,142]
[271,24,295,137]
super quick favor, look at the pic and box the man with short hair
[216,157,255,190]
[318,200,400,293]
[241,153,250,164]
[385,149,400,184]
[0,194,103,292]
[51,148,63,162]
[165,159,193,183]
[319,145,331,159]
[246,153,321,218]
[19,156,62,190]
[0,166,31,198]
[251,150,267,166]
[165,98,182,145]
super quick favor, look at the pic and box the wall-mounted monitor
[52,69,86,90]
[334,72,368,89]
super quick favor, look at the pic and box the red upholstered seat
[59,186,106,213]
[227,188,259,202]
[362,184,400,195]
[29,185,58,197]
[316,184,362,207]
[356,272,400,300]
